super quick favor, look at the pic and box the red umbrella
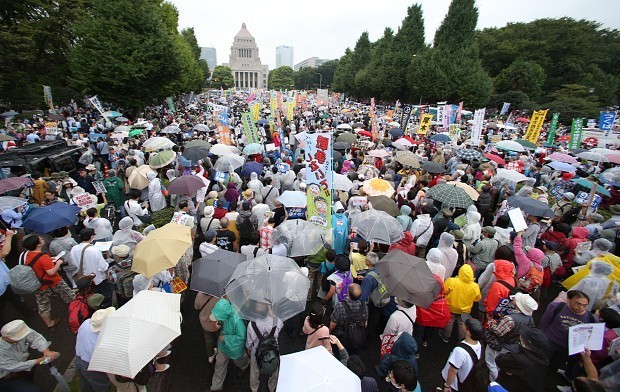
[606,154,620,165]
[484,153,506,165]
[583,137,598,146]
[517,117,530,123]
[357,130,373,138]
[402,135,415,143]
[558,135,571,142]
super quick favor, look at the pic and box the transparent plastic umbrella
[271,219,329,257]
[142,137,175,152]
[214,154,244,171]
[225,254,310,322]
[353,209,403,245]
[277,191,307,207]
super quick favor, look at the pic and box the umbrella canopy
[517,117,530,123]
[395,153,420,168]
[0,133,16,142]
[277,346,361,391]
[225,254,309,322]
[142,137,175,152]
[455,148,482,161]
[367,195,400,217]
[185,139,211,149]
[388,128,404,137]
[392,138,413,150]
[242,143,264,156]
[357,165,380,179]
[333,173,353,191]
[354,209,403,245]
[88,290,181,378]
[427,184,474,209]
[606,154,620,165]
[336,123,352,130]
[515,139,537,149]
[362,178,395,197]
[507,196,556,218]
[496,140,525,152]
[191,249,247,297]
[0,196,28,213]
[388,121,400,127]
[167,175,206,195]
[0,110,19,117]
[102,111,122,118]
[495,168,528,183]
[161,125,181,134]
[132,223,192,277]
[210,144,235,156]
[22,203,81,233]
[113,116,127,123]
[376,250,441,308]
[446,181,479,201]
[114,125,130,133]
[127,165,155,189]
[193,124,209,132]
[257,119,269,125]
[241,161,264,178]
[182,146,210,162]
[600,167,620,186]
[546,161,577,173]
[149,150,176,169]
[591,148,617,155]
[571,178,611,197]
[271,219,329,257]
[0,177,32,195]
[277,191,307,207]
[578,151,608,163]
[430,134,452,143]
[421,161,445,174]
[367,149,390,158]
[483,153,506,165]
[333,142,351,150]
[336,132,356,144]
[547,153,579,164]
[128,129,143,138]
[214,154,244,172]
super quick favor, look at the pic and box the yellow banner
[251,103,260,122]
[524,110,548,143]
[287,101,295,121]
[418,114,434,135]
[270,92,277,114]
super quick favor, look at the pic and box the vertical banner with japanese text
[213,104,233,145]
[568,118,584,150]
[599,111,617,138]
[370,98,379,140]
[442,104,453,129]
[500,102,511,116]
[418,114,434,135]
[317,89,329,106]
[524,109,548,144]
[241,112,260,144]
[400,105,412,133]
[546,113,560,145]
[305,133,332,228]
[88,95,110,124]
[456,102,464,124]
[43,85,56,114]
[470,108,485,146]
[251,102,260,121]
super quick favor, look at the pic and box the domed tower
[226,23,269,89]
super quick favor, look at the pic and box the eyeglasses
[571,300,589,308]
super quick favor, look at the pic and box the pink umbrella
[517,117,530,123]
[547,152,578,164]
[0,177,32,195]
[606,154,620,165]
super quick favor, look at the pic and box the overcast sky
[169,0,619,70]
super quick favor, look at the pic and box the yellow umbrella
[128,165,155,189]
[395,154,420,168]
[362,178,395,198]
[446,181,480,201]
[132,223,192,278]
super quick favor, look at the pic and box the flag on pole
[500,102,511,116]
[43,86,56,114]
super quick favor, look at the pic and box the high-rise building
[199,47,217,73]
[276,45,294,68]
[294,57,329,72]
[223,23,269,89]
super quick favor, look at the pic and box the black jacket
[496,347,549,392]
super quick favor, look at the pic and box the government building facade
[223,23,269,89]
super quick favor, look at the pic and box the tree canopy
[269,66,295,90]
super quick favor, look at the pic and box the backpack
[334,271,353,302]
[237,214,255,241]
[518,264,544,293]
[117,269,137,299]
[366,270,390,307]
[8,252,51,295]
[252,322,280,375]
[68,294,91,333]
[562,206,581,225]
[457,342,489,392]
[492,280,519,318]
[342,301,367,349]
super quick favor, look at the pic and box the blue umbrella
[87,133,106,142]
[241,162,263,177]
[242,143,264,156]
[430,134,451,143]
[22,203,81,233]
[257,119,269,126]
[388,128,404,137]
[546,161,576,173]
[178,155,195,167]
[571,178,611,197]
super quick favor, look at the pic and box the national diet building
[223,23,269,89]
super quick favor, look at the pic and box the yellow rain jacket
[443,264,482,314]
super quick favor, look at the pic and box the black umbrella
[191,249,247,297]
[182,146,210,162]
[507,196,556,218]
[333,142,351,150]
[367,195,400,217]
[421,161,445,174]
[382,139,393,147]
[389,128,404,137]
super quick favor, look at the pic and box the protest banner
[456,102,464,123]
[546,113,560,145]
[305,133,332,228]
[600,111,617,138]
[568,118,584,150]
[500,102,510,116]
[400,105,412,132]
[470,108,485,146]
[241,112,260,144]
[73,192,96,210]
[44,122,58,135]
[524,109,548,144]
[316,89,328,106]
[43,85,56,114]
[93,181,106,194]
[88,95,111,124]
[418,114,434,135]
[442,104,452,129]
[166,97,176,113]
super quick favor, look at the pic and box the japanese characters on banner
[287,100,295,121]
[418,114,434,135]
[500,102,511,116]
[470,108,485,146]
[599,111,617,138]
[88,95,110,124]
[370,98,379,139]
[73,192,96,210]
[400,105,412,133]
[456,102,464,123]
[93,181,106,194]
[212,104,233,145]
[449,124,460,143]
[250,102,260,121]
[568,118,584,150]
[316,89,329,106]
[546,113,560,145]
[44,122,58,135]
[523,109,548,144]
[442,104,453,129]
[270,92,277,114]
[305,133,332,228]
[43,85,56,114]
[575,191,602,210]
[436,104,445,129]
[241,112,260,144]
[166,97,176,113]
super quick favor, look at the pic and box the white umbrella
[114,125,130,133]
[302,111,313,116]
[277,346,361,391]
[88,290,181,378]
[577,151,608,162]
[209,144,235,156]
[495,168,528,183]
[142,137,175,152]
[388,121,400,127]
[392,138,413,149]
[161,125,181,134]
[496,140,525,153]
[128,165,156,189]
[277,191,307,207]
[336,123,352,130]
[590,148,616,155]
[354,209,403,245]
[333,174,353,191]
[367,149,390,158]
[214,154,244,171]
[0,196,28,213]
[110,131,128,140]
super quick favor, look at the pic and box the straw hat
[1,320,31,341]
[90,307,116,332]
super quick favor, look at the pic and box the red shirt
[25,251,61,289]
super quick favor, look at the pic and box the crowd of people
[0,91,619,392]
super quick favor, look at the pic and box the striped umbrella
[426,184,473,209]
[0,177,32,195]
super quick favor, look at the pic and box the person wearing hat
[70,228,112,308]
[540,240,561,294]
[75,307,115,392]
[47,172,61,193]
[484,293,538,381]
[429,207,456,248]
[75,166,97,195]
[552,192,575,217]
[495,326,550,392]
[0,319,60,390]
[467,226,499,278]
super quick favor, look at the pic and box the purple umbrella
[241,162,263,178]
[0,177,33,195]
[166,175,206,195]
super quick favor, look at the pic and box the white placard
[507,207,527,232]
[265,143,276,152]
[93,181,106,194]
[92,241,112,253]
[569,322,605,356]
[73,192,96,210]
[470,108,485,146]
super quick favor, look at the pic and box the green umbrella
[149,150,177,169]
[571,178,611,197]
[185,140,212,150]
[129,129,143,137]
[336,132,356,144]
[319,114,329,119]
[426,184,474,209]
[515,139,537,149]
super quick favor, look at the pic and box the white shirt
[125,199,148,227]
[383,306,417,337]
[246,316,283,359]
[84,217,113,241]
[70,243,109,284]
[75,320,99,363]
[199,242,219,258]
[240,244,267,259]
[410,214,433,247]
[441,341,482,390]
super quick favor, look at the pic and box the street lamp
[315,72,322,90]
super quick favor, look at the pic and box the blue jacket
[378,332,418,377]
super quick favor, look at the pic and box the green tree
[489,90,537,111]
[395,4,427,101]
[349,32,372,97]
[294,67,317,90]
[211,66,234,89]
[316,60,339,89]
[547,84,601,123]
[181,27,201,61]
[434,0,478,48]
[268,66,295,90]
[332,49,353,93]
[494,59,546,100]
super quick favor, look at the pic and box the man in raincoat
[331,202,348,255]
[207,298,249,392]
[102,169,124,210]
[439,264,481,342]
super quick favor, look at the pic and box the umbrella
[193,124,209,132]
[357,130,373,138]
[333,173,353,191]
[336,132,356,144]
[606,154,620,165]
[382,139,393,147]
[0,177,32,195]
[242,143,264,156]
[336,123,352,130]
[0,196,28,213]
[225,254,309,322]
[115,116,129,123]
[161,125,181,134]
[132,223,192,278]
[421,161,444,174]
[333,142,350,150]
[87,133,107,142]
[114,125,130,133]
[367,149,390,159]
[455,148,482,161]
[241,161,263,178]
[0,110,19,117]
[427,184,474,209]
[496,140,525,153]
[517,117,530,123]
[367,195,399,217]
[257,119,269,125]
[376,250,441,308]
[362,178,395,197]
[302,111,313,116]
[149,150,176,169]
[590,148,616,155]
[185,139,211,150]
[22,203,81,233]
[507,196,556,218]
[182,146,210,162]
[128,129,144,138]
[484,153,506,165]
[88,290,181,379]
[0,133,15,141]
[388,121,400,127]
[191,249,247,297]
[167,175,206,195]
[515,139,537,149]
[277,346,361,391]
[210,144,235,156]
[102,111,122,118]
[495,168,528,183]
[128,165,156,190]
[357,165,380,179]
[392,138,413,150]
[353,209,403,245]
[395,153,420,168]
[599,167,620,186]
[547,152,578,164]
[142,137,175,152]
[271,220,329,257]
[388,128,404,137]
[546,161,576,173]
[446,181,479,201]
[277,191,307,207]
[577,151,608,162]
[319,114,329,119]
[571,178,611,197]
[430,134,451,143]
[214,154,244,171]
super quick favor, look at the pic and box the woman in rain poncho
[437,232,458,278]
[569,260,615,311]
[462,208,482,247]
[112,216,145,253]
[247,172,263,196]
[396,205,413,231]
[147,171,167,212]
[425,248,447,281]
